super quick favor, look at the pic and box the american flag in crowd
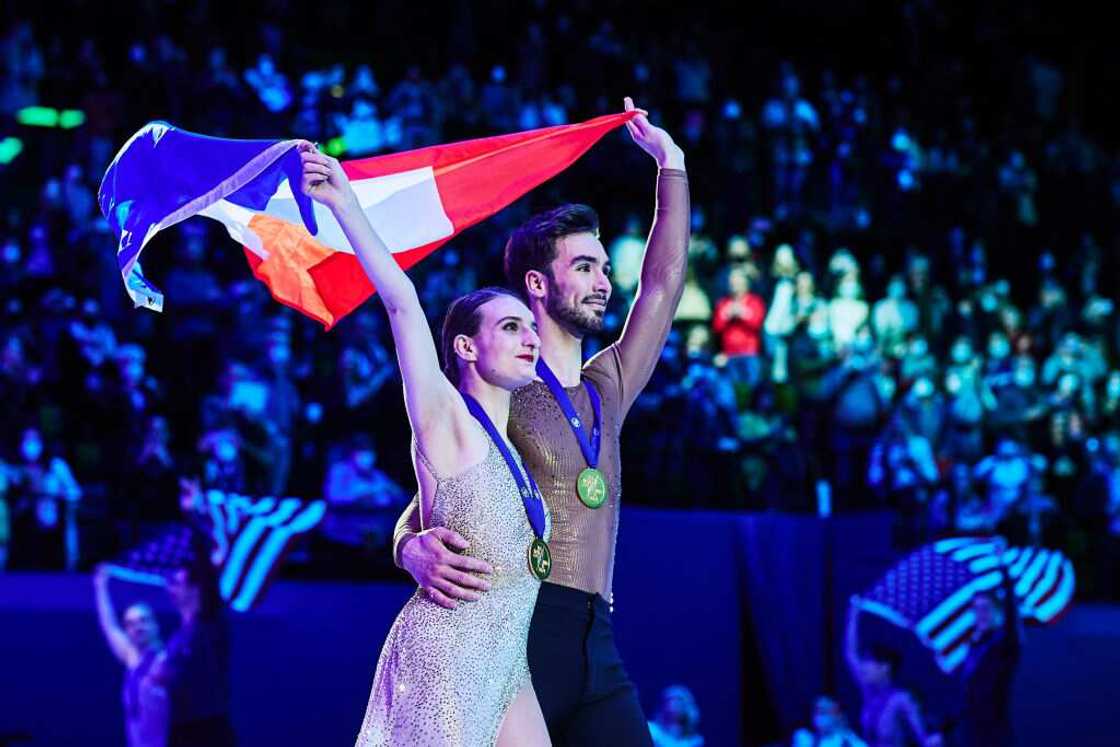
[854,537,1076,672]
[120,489,326,612]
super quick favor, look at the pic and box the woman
[8,426,82,569]
[297,145,551,745]
[94,564,169,747]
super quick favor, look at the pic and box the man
[392,97,688,745]
[845,603,941,747]
[955,555,1023,747]
[151,542,235,747]
[94,564,169,747]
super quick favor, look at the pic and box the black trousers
[528,583,653,747]
[168,715,236,747]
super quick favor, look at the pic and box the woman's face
[460,296,540,391]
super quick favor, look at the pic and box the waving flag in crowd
[98,112,637,329]
[116,489,326,612]
[853,536,1075,672]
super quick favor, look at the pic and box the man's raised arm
[606,98,690,413]
[391,494,494,610]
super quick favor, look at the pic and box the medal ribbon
[535,359,602,469]
[461,392,546,539]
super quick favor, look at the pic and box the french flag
[98,112,637,329]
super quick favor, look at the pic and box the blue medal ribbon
[535,359,602,469]
[460,392,546,539]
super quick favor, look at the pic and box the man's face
[543,232,612,336]
[972,594,998,632]
[860,658,891,686]
[166,569,199,613]
[123,604,159,650]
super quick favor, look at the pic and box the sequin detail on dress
[355,440,550,746]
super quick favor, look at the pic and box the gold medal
[528,538,551,580]
[577,467,608,509]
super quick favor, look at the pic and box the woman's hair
[440,286,523,386]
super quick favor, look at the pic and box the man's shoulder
[583,345,625,399]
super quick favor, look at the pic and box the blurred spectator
[648,684,704,747]
[121,415,180,544]
[973,437,1041,525]
[0,22,45,113]
[320,434,408,554]
[197,428,245,495]
[7,426,82,569]
[680,362,742,506]
[869,413,938,544]
[674,266,713,326]
[712,268,767,391]
[386,66,437,148]
[846,603,941,747]
[871,276,918,355]
[792,695,867,747]
[931,462,996,535]
[336,310,394,422]
[763,244,801,382]
[997,151,1039,229]
[905,255,949,344]
[1027,280,1072,353]
[762,66,819,214]
[822,328,889,508]
[608,214,647,304]
[244,53,292,113]
[828,276,870,351]
[0,457,10,569]
[939,367,989,463]
[1100,371,1120,431]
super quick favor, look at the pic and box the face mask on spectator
[1058,373,1079,397]
[838,279,861,300]
[215,440,237,463]
[36,498,59,528]
[122,361,144,385]
[813,714,839,734]
[21,436,43,462]
[268,344,291,367]
[988,336,1010,359]
[1107,375,1120,399]
[354,450,375,470]
[912,377,934,398]
[949,340,972,364]
[1013,365,1036,388]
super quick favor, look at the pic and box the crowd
[1,2,1118,600]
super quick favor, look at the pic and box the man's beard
[546,293,605,336]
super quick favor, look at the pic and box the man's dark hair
[177,531,224,618]
[866,643,901,674]
[503,204,599,300]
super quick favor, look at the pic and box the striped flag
[854,537,1075,672]
[119,489,326,612]
[98,112,637,329]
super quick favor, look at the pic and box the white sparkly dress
[355,440,550,747]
